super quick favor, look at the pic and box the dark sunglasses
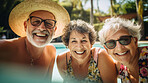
[104,35,133,49]
[28,16,56,29]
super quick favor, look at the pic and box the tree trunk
[110,0,114,17]
[90,0,93,25]
[135,0,145,40]
[97,0,100,13]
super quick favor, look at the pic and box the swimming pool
[52,42,148,83]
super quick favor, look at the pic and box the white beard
[26,27,54,48]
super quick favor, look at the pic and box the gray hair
[62,19,96,46]
[98,17,141,45]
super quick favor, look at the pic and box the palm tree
[135,0,144,40]
[110,0,114,17]
[97,0,100,13]
[90,0,94,25]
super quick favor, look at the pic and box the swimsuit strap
[95,48,100,67]
[66,53,68,70]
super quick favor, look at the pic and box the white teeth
[76,51,84,54]
[36,33,46,37]
[117,51,127,55]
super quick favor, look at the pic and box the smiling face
[68,30,92,60]
[25,10,56,47]
[104,28,138,64]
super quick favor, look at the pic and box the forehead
[30,10,55,19]
[70,30,89,39]
[106,28,130,40]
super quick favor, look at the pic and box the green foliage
[143,0,148,11]
[109,0,136,15]
[0,26,7,33]
[94,22,104,32]
[122,1,136,14]
[0,0,22,29]
[59,1,73,17]
[71,8,90,22]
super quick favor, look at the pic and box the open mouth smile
[33,33,48,37]
[75,50,86,55]
[115,51,129,56]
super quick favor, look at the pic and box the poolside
[51,41,148,83]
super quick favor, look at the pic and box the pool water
[52,42,148,83]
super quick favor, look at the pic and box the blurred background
[0,0,148,41]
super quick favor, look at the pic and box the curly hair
[62,19,96,46]
[98,17,141,45]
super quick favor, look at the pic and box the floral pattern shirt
[64,54,103,83]
[119,46,148,83]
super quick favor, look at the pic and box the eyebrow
[70,36,86,40]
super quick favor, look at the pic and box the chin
[26,28,53,48]
[30,36,52,48]
[27,38,51,48]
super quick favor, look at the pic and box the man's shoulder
[0,38,20,46]
[0,38,23,59]
[45,44,56,57]
[45,44,56,50]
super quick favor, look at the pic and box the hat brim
[9,0,70,38]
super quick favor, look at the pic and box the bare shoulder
[0,38,24,61]
[45,44,56,58]
[45,44,56,51]
[56,51,70,78]
[57,50,70,67]
[0,38,21,51]
[0,38,18,46]
[97,48,117,83]
[98,48,112,60]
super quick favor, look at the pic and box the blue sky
[83,0,111,13]
[59,0,112,13]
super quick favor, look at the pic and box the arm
[45,45,56,81]
[98,49,117,83]
[56,51,70,79]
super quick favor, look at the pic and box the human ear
[24,21,27,32]
[54,26,57,32]
[134,37,138,43]
[133,37,138,47]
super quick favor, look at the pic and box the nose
[76,42,84,49]
[115,41,125,50]
[38,21,46,30]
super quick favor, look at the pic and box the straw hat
[9,0,70,38]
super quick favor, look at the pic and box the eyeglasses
[104,35,133,49]
[28,16,56,29]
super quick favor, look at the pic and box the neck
[25,38,44,60]
[72,53,91,67]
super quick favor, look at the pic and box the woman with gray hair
[57,19,117,83]
[98,17,148,83]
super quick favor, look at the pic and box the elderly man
[0,0,70,82]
